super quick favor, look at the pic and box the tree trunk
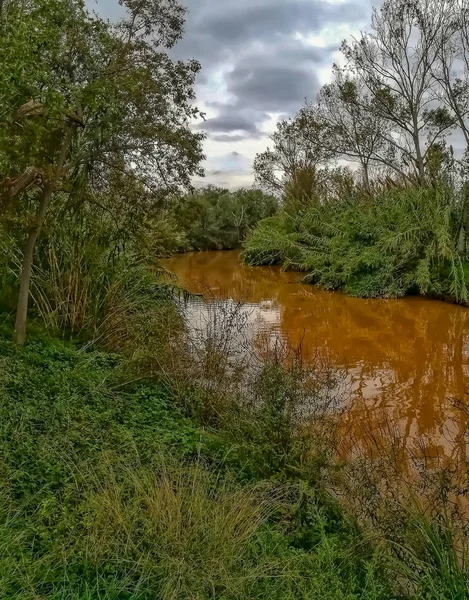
[1,167,42,213]
[412,113,425,183]
[13,122,77,346]
[14,182,54,346]
[362,160,371,194]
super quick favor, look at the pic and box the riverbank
[0,320,387,599]
[161,249,469,467]
[243,187,469,306]
[1,313,468,598]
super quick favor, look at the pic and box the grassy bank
[3,0,469,596]
[1,312,468,599]
[0,319,394,600]
[243,187,469,304]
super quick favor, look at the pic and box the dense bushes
[244,186,469,303]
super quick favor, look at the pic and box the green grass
[0,321,395,599]
[0,318,467,599]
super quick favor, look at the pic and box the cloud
[226,63,320,112]
[210,133,267,143]
[191,150,257,189]
[174,0,367,63]
[194,109,272,141]
[93,0,376,187]
[195,114,259,134]
[170,0,374,186]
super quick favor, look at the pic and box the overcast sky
[96,0,378,189]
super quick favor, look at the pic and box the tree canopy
[255,0,469,194]
[0,0,205,343]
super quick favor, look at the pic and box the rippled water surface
[161,250,469,464]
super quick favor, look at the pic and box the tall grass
[157,292,348,479]
[84,458,284,600]
[334,411,469,599]
[1,218,183,369]
[393,508,469,599]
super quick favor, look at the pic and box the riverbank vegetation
[245,0,469,304]
[244,185,469,301]
[1,0,469,597]
[1,310,468,599]
[154,186,278,254]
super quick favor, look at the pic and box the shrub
[243,187,468,303]
[0,324,392,600]
[169,186,279,251]
[83,459,283,599]
[1,213,183,364]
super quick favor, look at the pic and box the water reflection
[161,250,469,463]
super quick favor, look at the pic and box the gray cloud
[175,0,367,62]
[199,2,334,44]
[195,109,271,141]
[92,0,375,186]
[196,114,259,134]
[227,63,320,112]
[172,0,375,185]
[210,133,267,143]
[170,0,368,141]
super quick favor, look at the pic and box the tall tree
[253,115,335,199]
[0,0,204,345]
[433,0,469,152]
[313,68,384,191]
[342,0,455,182]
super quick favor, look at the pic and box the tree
[433,0,469,152]
[0,0,204,345]
[228,189,278,241]
[342,0,455,182]
[253,115,335,198]
[168,186,278,250]
[313,68,384,191]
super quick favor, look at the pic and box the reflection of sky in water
[180,294,278,323]
[178,295,283,348]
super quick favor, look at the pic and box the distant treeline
[152,186,278,254]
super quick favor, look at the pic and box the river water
[161,250,469,467]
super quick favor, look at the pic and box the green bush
[244,186,468,303]
[0,211,183,365]
[169,186,279,251]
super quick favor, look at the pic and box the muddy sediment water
[161,250,469,467]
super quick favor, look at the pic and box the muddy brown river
[161,250,469,467]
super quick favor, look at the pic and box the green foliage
[391,509,469,599]
[0,324,393,600]
[164,186,278,251]
[1,211,183,363]
[0,0,204,194]
[244,186,469,303]
[0,0,205,344]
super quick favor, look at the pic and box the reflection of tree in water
[162,250,469,463]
